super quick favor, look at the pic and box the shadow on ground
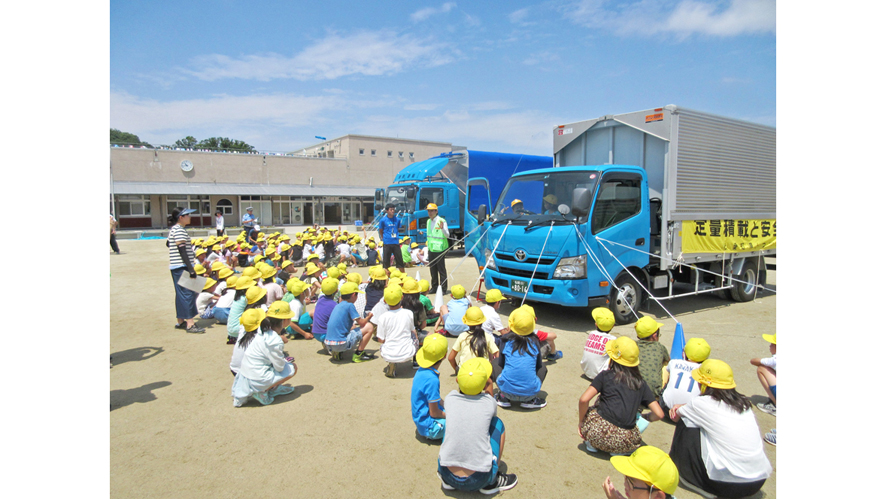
[111,381,172,411]
[110,346,163,366]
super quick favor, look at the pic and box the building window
[167,195,209,218]
[409,152,415,160]
[216,198,234,215]
[398,151,404,159]
[387,150,393,158]
[359,148,365,155]
[371,149,376,156]
[117,195,151,217]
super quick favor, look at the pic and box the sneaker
[756,401,776,416]
[352,351,375,363]
[584,441,599,453]
[546,350,563,361]
[226,337,237,345]
[186,325,205,334]
[412,361,420,370]
[384,363,397,378]
[437,473,455,491]
[764,431,776,446]
[495,393,511,408]
[174,322,187,330]
[269,385,295,397]
[330,351,342,361]
[480,472,518,495]
[520,397,547,409]
[252,391,274,406]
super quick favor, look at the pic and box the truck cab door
[465,178,491,267]
[373,188,384,218]
[589,172,650,276]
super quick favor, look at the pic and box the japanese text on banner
[682,219,776,253]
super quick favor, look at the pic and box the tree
[173,136,198,149]
[196,137,256,152]
[110,128,152,147]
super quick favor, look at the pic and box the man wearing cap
[242,207,257,235]
[425,203,450,294]
[542,194,559,214]
[377,204,405,274]
[580,307,618,380]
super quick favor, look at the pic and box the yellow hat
[193,263,206,274]
[451,285,466,299]
[340,282,364,295]
[390,269,403,279]
[212,244,221,252]
[384,285,403,306]
[370,267,388,281]
[427,203,438,210]
[762,332,776,345]
[326,267,341,280]
[267,300,296,319]
[281,260,294,270]
[320,278,339,296]
[610,446,679,496]
[234,275,257,290]
[410,242,418,249]
[242,267,261,280]
[462,306,486,326]
[402,278,420,294]
[606,336,640,367]
[246,286,267,305]
[484,289,504,303]
[684,338,711,363]
[416,333,448,368]
[419,279,430,293]
[195,248,207,257]
[268,253,281,262]
[368,242,376,249]
[225,240,235,248]
[259,264,277,279]
[511,199,523,207]
[202,278,217,290]
[592,307,616,332]
[543,194,558,204]
[217,267,234,280]
[305,263,321,274]
[226,275,239,288]
[388,277,403,287]
[346,273,362,284]
[239,309,266,332]
[254,255,265,263]
[211,260,226,271]
[508,307,535,336]
[286,279,308,296]
[691,359,736,389]
[635,316,664,339]
[457,357,493,396]
[307,254,319,261]
[337,262,348,272]
[279,243,291,252]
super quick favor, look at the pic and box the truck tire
[610,272,645,325]
[730,259,760,302]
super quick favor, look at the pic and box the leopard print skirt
[580,408,642,455]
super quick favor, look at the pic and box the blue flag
[670,322,686,360]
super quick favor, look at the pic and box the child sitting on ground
[310,278,340,345]
[400,278,428,340]
[635,316,670,400]
[437,357,518,494]
[495,307,547,409]
[661,338,710,417]
[418,279,441,327]
[196,278,220,319]
[435,285,471,337]
[323,282,375,362]
[449,306,500,377]
[750,332,777,417]
[580,307,617,380]
[377,285,418,376]
[282,279,313,340]
[411,334,448,440]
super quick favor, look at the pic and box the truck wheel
[610,273,645,325]
[729,259,760,302]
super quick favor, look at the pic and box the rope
[520,222,555,306]
[468,222,511,298]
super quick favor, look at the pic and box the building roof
[113,181,375,197]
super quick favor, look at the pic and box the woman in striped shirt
[167,207,205,333]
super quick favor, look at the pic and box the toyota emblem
[515,249,527,261]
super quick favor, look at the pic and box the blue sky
[110,0,775,156]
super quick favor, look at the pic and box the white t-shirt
[480,304,505,335]
[452,331,500,367]
[229,325,248,373]
[377,308,416,363]
[580,330,616,379]
[678,396,773,483]
[662,359,702,408]
[196,291,216,314]
[369,300,391,326]
[264,282,284,305]
[337,243,351,257]
[761,354,776,371]
[215,288,236,309]
[216,215,225,230]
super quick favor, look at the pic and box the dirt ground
[110,235,776,499]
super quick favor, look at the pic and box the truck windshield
[386,185,415,213]
[494,171,600,224]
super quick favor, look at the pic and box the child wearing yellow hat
[603,446,679,499]
[495,307,547,409]
[478,289,507,346]
[669,359,772,498]
[448,306,500,375]
[231,303,298,407]
[437,358,517,494]
[226,275,257,344]
[400,278,428,337]
[411,334,448,437]
[578,336,664,455]
[580,307,617,380]
[376,285,419,371]
[310,278,340,345]
[196,278,220,320]
[213,274,239,325]
[661,338,711,416]
[750,333,776,417]
[324,282,375,362]
[434,285,471,337]
[365,241,380,267]
[635,316,670,399]
[418,279,441,327]
[282,279,313,340]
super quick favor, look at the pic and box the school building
[110,135,453,229]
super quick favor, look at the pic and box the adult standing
[110,213,121,254]
[242,206,257,235]
[378,204,405,274]
[215,210,225,237]
[425,203,449,294]
[167,207,205,333]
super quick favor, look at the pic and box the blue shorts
[770,385,776,398]
[325,328,362,352]
[425,418,446,440]
[437,417,504,491]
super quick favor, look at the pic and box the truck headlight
[484,249,496,270]
[554,255,586,279]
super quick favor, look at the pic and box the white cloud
[181,30,456,82]
[509,8,531,24]
[564,0,775,37]
[410,2,457,22]
[522,51,561,66]
[404,103,440,111]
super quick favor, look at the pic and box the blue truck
[373,150,552,245]
[470,105,776,324]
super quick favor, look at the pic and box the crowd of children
[173,225,775,498]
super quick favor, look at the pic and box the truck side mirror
[406,186,416,197]
[478,204,487,221]
[572,188,592,217]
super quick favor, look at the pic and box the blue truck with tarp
[468,105,776,324]
[373,150,553,246]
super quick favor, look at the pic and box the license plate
[510,279,529,294]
